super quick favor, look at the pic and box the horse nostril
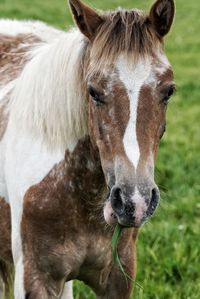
[147,188,160,216]
[151,188,158,202]
[110,187,123,215]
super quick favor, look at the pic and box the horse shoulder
[4,128,65,205]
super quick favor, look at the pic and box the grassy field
[0,0,200,298]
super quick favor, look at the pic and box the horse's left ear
[149,0,175,38]
[68,0,104,40]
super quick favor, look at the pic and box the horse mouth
[103,194,159,228]
[103,199,142,228]
[103,182,160,228]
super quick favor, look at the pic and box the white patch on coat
[0,136,8,201]
[116,55,152,169]
[0,82,15,202]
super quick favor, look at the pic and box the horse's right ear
[68,0,103,41]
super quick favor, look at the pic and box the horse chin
[117,216,144,228]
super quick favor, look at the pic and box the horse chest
[23,187,112,284]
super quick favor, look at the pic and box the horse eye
[88,86,104,105]
[162,85,176,104]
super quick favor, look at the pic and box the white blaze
[116,55,152,169]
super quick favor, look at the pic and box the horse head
[69,0,175,228]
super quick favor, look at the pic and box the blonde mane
[9,28,88,151]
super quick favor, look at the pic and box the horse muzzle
[104,184,160,228]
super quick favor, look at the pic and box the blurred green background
[0,0,199,298]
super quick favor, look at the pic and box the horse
[0,0,175,298]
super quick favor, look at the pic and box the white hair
[9,28,88,151]
[0,19,61,41]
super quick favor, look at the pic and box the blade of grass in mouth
[111,223,134,284]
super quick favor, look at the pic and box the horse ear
[68,0,103,40]
[149,0,175,38]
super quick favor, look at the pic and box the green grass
[0,0,200,298]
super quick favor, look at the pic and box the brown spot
[137,66,174,175]
[0,34,41,85]
[137,85,156,164]
[89,77,129,158]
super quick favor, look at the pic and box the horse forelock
[87,8,161,77]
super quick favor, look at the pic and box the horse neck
[60,136,106,226]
